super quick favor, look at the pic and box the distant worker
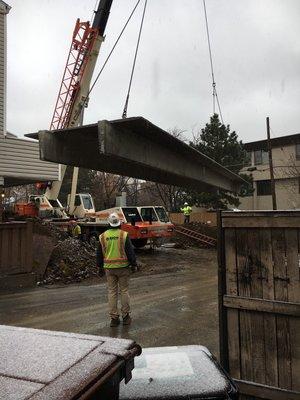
[71,220,82,240]
[181,202,192,224]
[97,212,137,327]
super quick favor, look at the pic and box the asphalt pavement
[0,248,219,357]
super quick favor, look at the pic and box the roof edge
[0,0,11,14]
[245,132,300,151]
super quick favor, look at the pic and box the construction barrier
[218,211,300,400]
[169,211,217,226]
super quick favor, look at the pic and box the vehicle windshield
[140,207,158,222]
[155,206,169,222]
[48,199,61,208]
[81,195,94,210]
[122,207,142,223]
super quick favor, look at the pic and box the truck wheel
[89,233,99,248]
[131,238,148,248]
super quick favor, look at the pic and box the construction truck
[88,205,174,248]
[14,192,95,219]
[44,204,173,248]
[14,195,66,219]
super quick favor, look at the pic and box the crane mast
[45,0,113,213]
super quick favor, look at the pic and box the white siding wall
[0,137,59,181]
[0,11,6,138]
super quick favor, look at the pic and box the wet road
[0,248,219,357]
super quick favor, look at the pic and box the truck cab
[94,206,174,248]
[28,195,67,218]
[137,206,171,224]
[67,193,96,218]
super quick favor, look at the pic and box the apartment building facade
[239,133,300,210]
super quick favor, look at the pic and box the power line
[122,0,148,119]
[202,0,224,124]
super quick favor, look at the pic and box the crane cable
[122,0,148,119]
[202,0,224,124]
[75,0,142,120]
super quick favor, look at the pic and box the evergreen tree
[190,114,251,209]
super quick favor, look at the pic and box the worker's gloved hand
[98,268,105,277]
[136,262,144,271]
[130,265,138,273]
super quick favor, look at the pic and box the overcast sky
[6,0,300,143]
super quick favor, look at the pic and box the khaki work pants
[105,267,130,319]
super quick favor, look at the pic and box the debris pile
[33,219,69,242]
[42,238,98,285]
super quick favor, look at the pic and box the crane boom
[45,0,113,205]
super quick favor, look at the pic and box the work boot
[122,314,132,325]
[110,317,120,327]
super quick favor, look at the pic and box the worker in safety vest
[71,220,82,240]
[97,212,137,327]
[181,202,192,224]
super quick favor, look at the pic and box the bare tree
[90,172,130,210]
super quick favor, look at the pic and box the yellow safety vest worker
[181,206,192,216]
[72,224,81,237]
[99,229,129,269]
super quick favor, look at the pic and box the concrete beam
[34,117,244,193]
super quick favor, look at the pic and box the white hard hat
[184,202,188,205]
[108,212,121,227]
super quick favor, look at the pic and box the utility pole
[266,117,277,210]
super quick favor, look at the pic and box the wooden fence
[218,211,300,400]
[0,222,34,290]
[169,211,217,226]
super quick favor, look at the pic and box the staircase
[174,225,217,248]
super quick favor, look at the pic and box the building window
[296,144,300,160]
[254,150,261,165]
[244,151,252,167]
[257,180,272,196]
[241,180,254,197]
[254,149,269,165]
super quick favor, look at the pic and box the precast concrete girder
[31,117,244,192]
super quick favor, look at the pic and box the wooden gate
[218,211,300,400]
[0,222,34,289]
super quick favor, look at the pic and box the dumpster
[119,345,238,399]
[0,325,141,400]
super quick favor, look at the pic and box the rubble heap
[42,238,98,285]
[33,219,68,242]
